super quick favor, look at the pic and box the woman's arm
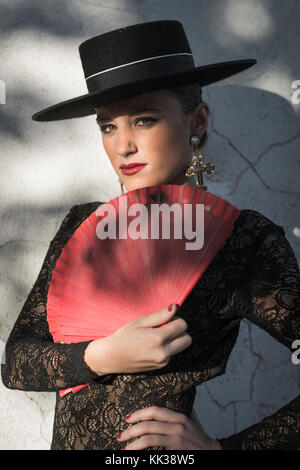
[217,224,300,450]
[1,203,113,392]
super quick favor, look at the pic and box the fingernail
[116,433,122,439]
[125,415,131,420]
[168,303,179,311]
[121,446,126,450]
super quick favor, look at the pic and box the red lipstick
[120,163,147,175]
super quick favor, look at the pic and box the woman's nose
[115,129,137,157]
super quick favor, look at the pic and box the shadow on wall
[1,0,83,36]
[203,85,300,198]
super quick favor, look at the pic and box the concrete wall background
[1,0,299,449]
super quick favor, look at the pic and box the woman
[2,20,299,451]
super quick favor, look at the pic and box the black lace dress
[1,202,299,450]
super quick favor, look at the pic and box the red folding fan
[47,184,241,397]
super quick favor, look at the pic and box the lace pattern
[1,202,299,450]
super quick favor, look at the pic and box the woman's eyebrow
[96,107,161,124]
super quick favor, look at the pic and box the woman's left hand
[116,406,222,450]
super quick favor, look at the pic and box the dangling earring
[184,135,215,191]
[118,177,125,194]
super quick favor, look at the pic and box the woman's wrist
[83,339,110,377]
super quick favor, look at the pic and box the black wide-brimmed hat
[32,20,257,122]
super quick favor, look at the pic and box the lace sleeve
[1,204,112,392]
[218,224,300,450]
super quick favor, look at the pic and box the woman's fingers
[108,304,190,374]
[119,420,173,442]
[166,331,192,358]
[138,304,179,328]
[117,406,213,450]
[126,406,189,424]
[143,306,191,359]
[160,315,189,343]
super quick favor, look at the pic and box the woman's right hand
[84,304,192,376]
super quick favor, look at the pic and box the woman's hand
[84,303,192,375]
[116,406,223,450]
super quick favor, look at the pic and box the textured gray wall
[1,0,299,449]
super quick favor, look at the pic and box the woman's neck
[166,172,197,188]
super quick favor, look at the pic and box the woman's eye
[100,124,115,134]
[135,117,157,127]
[100,117,157,134]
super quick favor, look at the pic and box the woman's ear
[190,102,209,136]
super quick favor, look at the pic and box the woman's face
[95,89,208,193]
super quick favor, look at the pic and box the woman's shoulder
[71,200,104,216]
[211,209,288,272]
[232,208,286,249]
[236,208,285,233]
[61,201,104,233]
